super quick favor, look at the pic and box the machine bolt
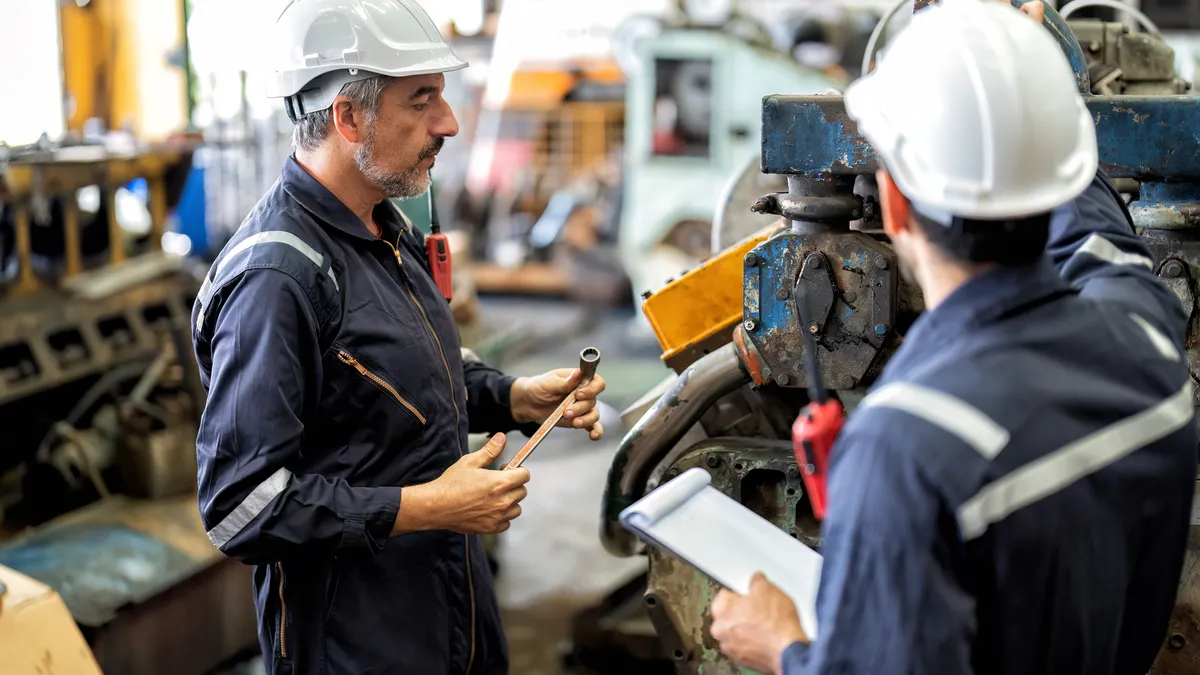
[810,256,823,269]
[874,256,889,270]
[776,288,790,300]
[746,252,759,267]
[844,291,857,302]
[787,465,799,479]
[1162,261,1184,278]
[641,290,652,300]
[1168,634,1187,652]
[875,324,888,336]
[776,373,791,386]
[706,454,721,469]
[666,468,679,480]
[1089,40,1101,52]
[808,322,820,334]
[744,319,758,332]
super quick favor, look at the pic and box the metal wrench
[503,347,601,470]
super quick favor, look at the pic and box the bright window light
[0,0,66,146]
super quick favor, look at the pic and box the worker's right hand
[394,433,531,535]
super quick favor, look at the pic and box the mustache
[419,137,445,160]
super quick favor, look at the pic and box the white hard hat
[844,0,1098,220]
[265,0,468,120]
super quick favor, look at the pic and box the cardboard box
[0,564,103,675]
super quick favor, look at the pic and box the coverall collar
[281,155,406,242]
[905,257,1075,347]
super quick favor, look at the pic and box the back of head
[844,0,1099,264]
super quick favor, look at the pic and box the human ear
[876,169,912,238]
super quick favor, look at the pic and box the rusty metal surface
[1070,20,1190,95]
[761,96,878,177]
[0,272,199,405]
[1141,237,1200,390]
[601,345,751,557]
[644,439,820,675]
[742,230,899,392]
[1149,480,1200,675]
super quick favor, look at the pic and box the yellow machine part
[643,224,781,373]
[59,0,188,140]
[0,565,103,675]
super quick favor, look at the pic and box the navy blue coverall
[192,157,534,674]
[782,169,1198,674]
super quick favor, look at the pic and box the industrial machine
[594,2,1200,674]
[0,140,258,675]
[615,15,843,309]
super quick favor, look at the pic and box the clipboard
[618,467,823,638]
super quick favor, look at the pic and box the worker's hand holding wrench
[508,350,607,440]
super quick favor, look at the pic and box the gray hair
[291,75,391,152]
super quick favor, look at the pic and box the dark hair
[911,211,1051,266]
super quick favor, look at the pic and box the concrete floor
[217,297,673,674]
[479,297,666,674]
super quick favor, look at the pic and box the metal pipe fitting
[600,342,750,556]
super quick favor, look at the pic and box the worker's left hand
[710,572,808,675]
[510,369,606,440]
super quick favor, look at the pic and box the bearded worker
[189,2,607,673]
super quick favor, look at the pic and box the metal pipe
[600,343,750,557]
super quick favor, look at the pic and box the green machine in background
[392,188,433,235]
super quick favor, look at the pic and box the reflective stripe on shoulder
[206,466,292,550]
[859,382,1011,459]
[957,381,1195,541]
[1074,233,1153,268]
[195,230,339,332]
[1130,313,1181,362]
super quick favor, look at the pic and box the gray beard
[355,132,434,199]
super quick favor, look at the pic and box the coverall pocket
[322,555,452,674]
[333,344,427,426]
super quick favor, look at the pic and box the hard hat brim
[267,54,469,100]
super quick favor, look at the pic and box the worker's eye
[413,102,430,112]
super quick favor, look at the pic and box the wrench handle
[503,347,601,470]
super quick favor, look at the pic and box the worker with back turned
[707,1,1198,674]
[189,1,607,673]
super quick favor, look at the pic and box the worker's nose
[432,99,459,138]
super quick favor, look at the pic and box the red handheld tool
[791,282,846,521]
[424,182,453,301]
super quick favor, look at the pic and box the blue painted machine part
[0,522,198,627]
[176,165,209,257]
[762,95,1200,181]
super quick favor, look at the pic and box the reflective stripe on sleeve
[1130,313,1181,362]
[206,466,293,550]
[195,230,339,331]
[957,381,1195,541]
[1074,233,1153,269]
[859,382,1011,459]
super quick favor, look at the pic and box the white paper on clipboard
[618,467,823,639]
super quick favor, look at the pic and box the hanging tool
[791,280,846,520]
[425,180,453,301]
[504,347,601,470]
